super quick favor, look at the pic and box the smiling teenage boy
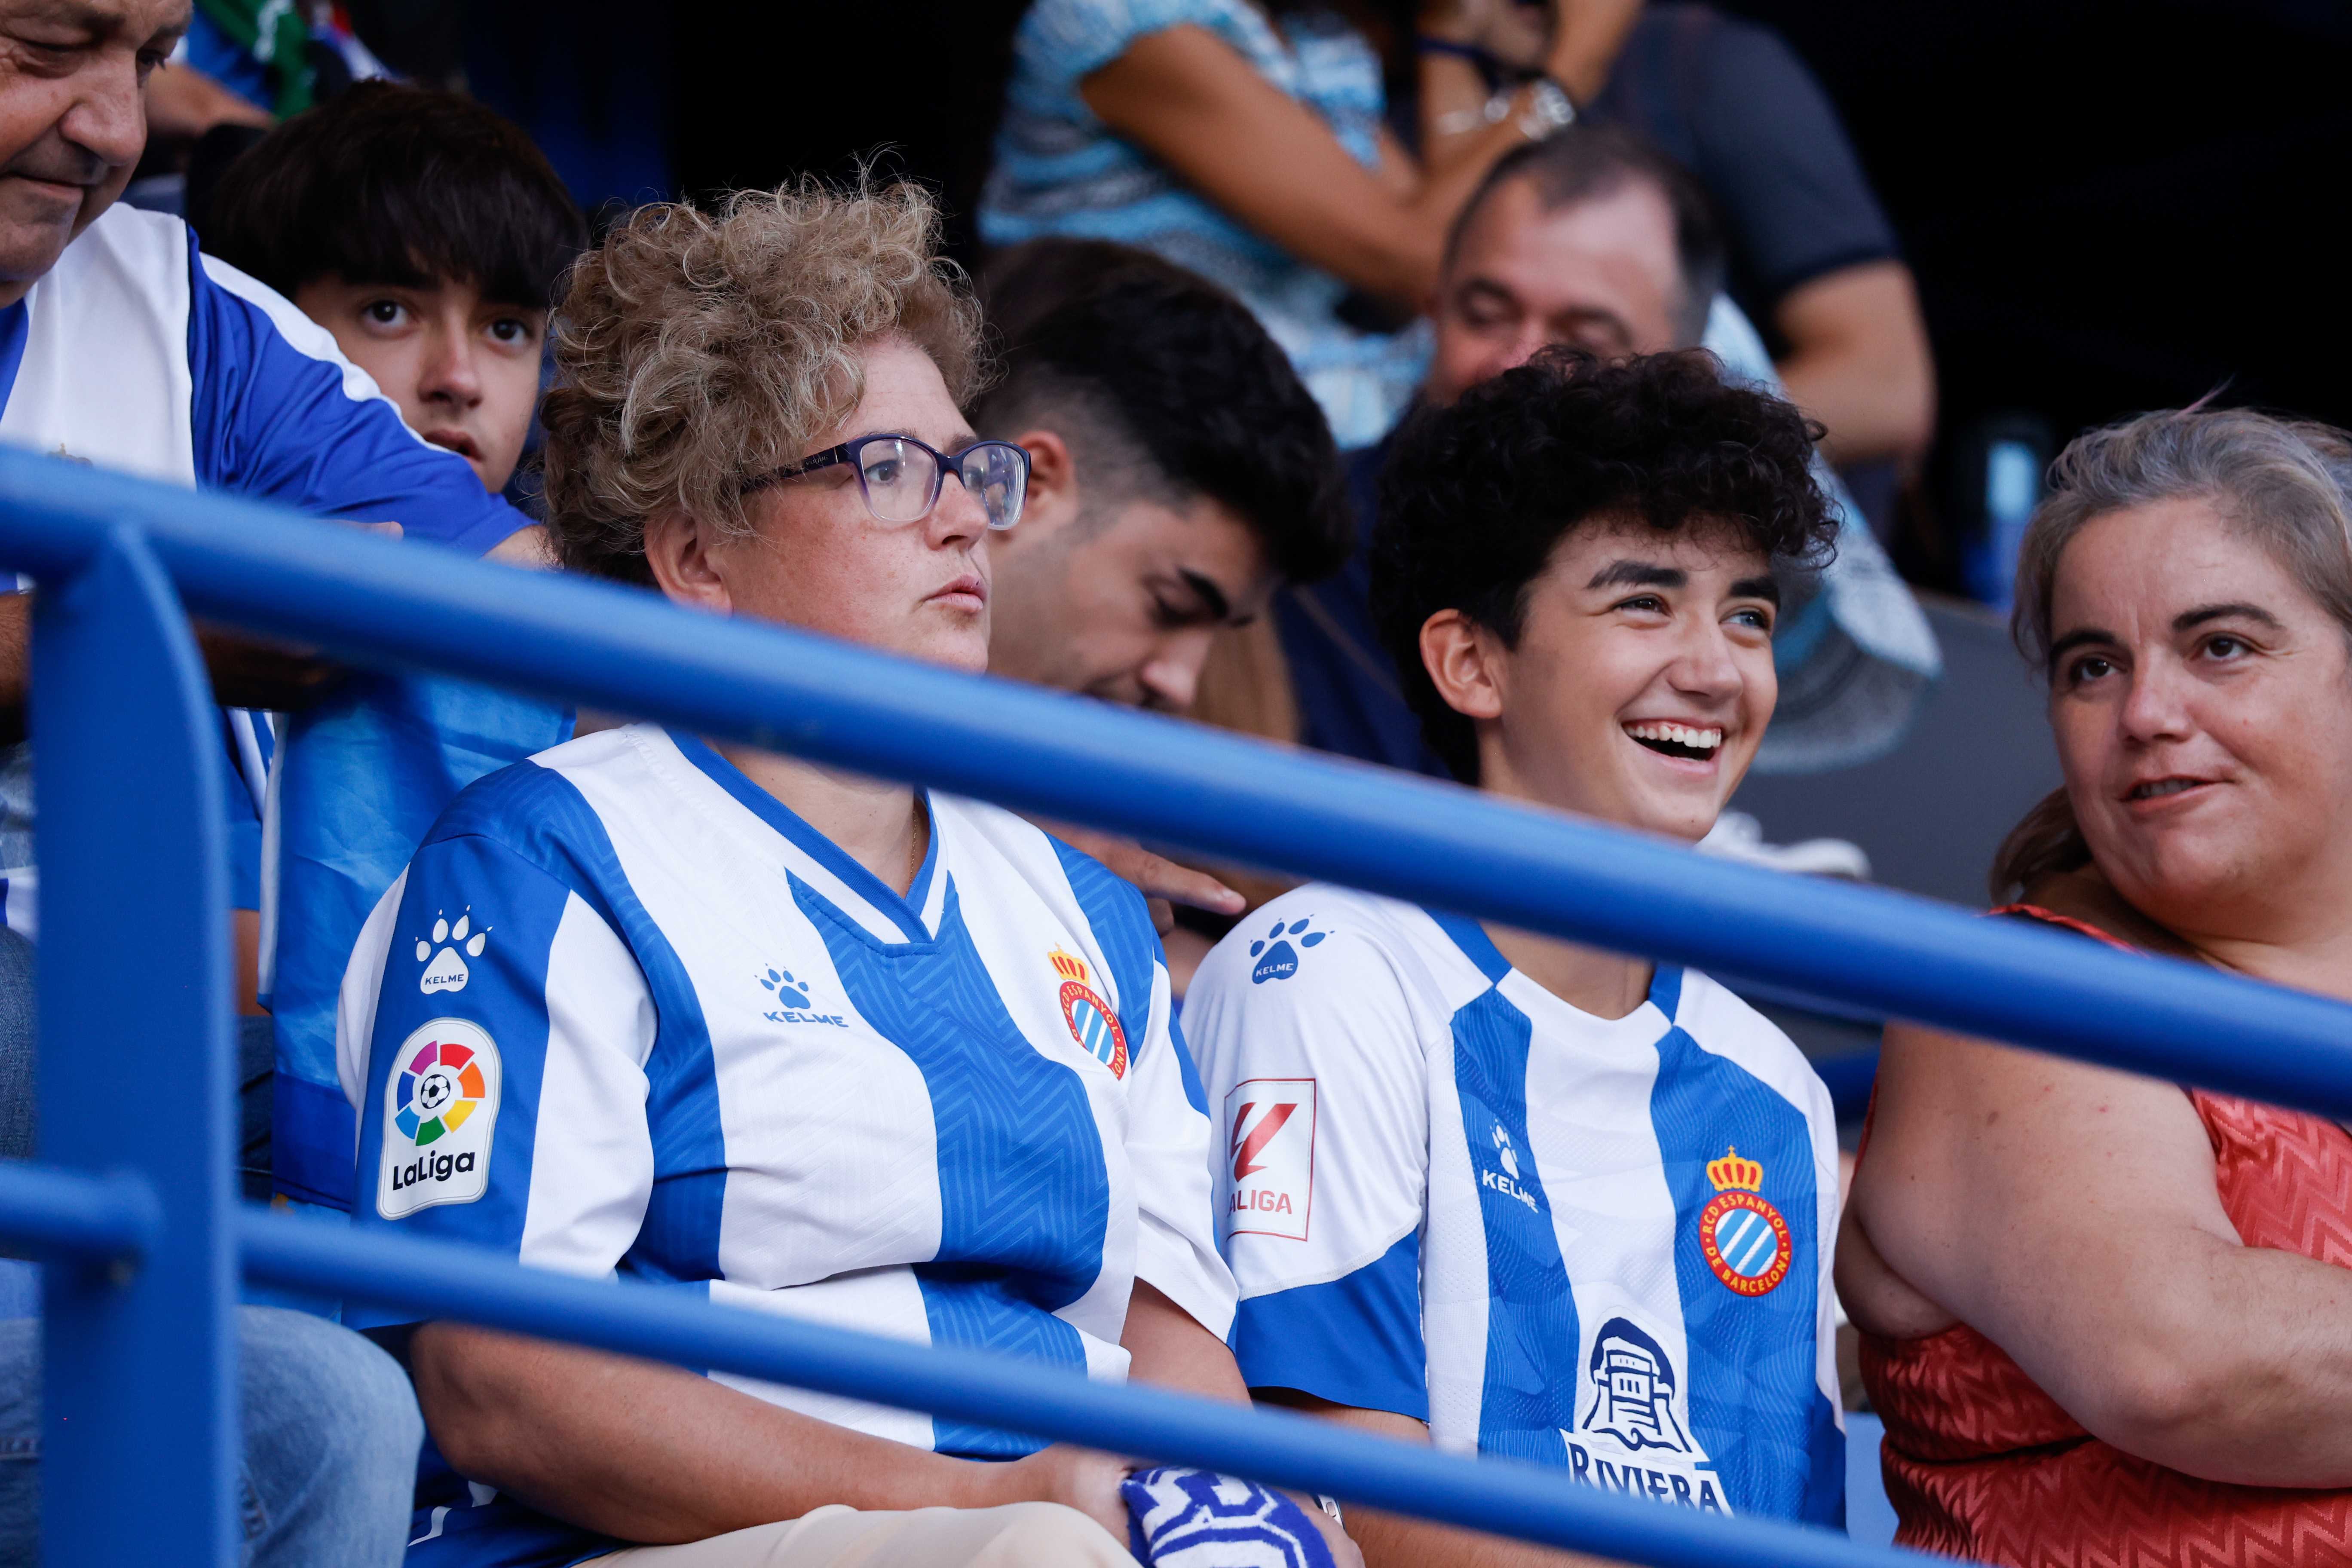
[1183,349,1847,1564]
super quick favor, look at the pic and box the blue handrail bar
[0,1166,157,1266]
[241,1203,1893,1568]
[0,1169,1914,1566]
[2,447,2345,1568]
[9,451,2352,1112]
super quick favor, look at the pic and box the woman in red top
[1838,406,2352,1567]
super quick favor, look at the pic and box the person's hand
[985,1443,1133,1541]
[193,521,403,709]
[1032,820,1244,937]
[1418,0,1551,68]
[487,524,557,569]
[1417,0,1493,43]
[196,625,346,710]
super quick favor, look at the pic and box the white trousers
[591,1501,1136,1568]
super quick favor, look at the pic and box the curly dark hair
[1371,348,1836,783]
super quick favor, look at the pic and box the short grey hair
[2014,407,2352,672]
[1994,406,2352,898]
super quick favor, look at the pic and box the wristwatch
[1516,74,1576,141]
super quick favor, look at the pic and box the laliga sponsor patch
[1225,1078,1315,1241]
[1050,947,1127,1078]
[1696,1145,1791,1296]
[378,1018,501,1219]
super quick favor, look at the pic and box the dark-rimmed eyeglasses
[742,434,1029,531]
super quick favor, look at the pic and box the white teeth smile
[1625,721,1723,752]
[2131,778,2204,800]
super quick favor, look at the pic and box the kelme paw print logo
[416,911,488,995]
[1249,916,1328,984]
[758,965,848,1028]
[759,967,812,1011]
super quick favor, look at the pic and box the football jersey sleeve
[1184,903,1433,1421]
[185,239,526,556]
[345,828,656,1328]
[1125,960,1237,1341]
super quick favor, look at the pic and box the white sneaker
[1698,811,1871,879]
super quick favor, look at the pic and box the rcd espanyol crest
[1697,1145,1792,1296]
[1051,947,1127,1078]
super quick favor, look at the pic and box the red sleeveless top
[1860,907,2352,1566]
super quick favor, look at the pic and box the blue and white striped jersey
[0,203,519,544]
[0,202,524,940]
[337,723,1234,1566]
[1185,884,1842,1526]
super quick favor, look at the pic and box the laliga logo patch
[378,1019,501,1219]
[1697,1145,1792,1296]
[1225,1078,1315,1241]
[415,910,489,995]
[1050,947,1127,1078]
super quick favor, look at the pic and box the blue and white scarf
[1123,1467,1338,1568]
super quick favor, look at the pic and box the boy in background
[200,82,585,1215]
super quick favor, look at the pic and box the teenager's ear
[1420,608,1507,723]
[642,508,733,616]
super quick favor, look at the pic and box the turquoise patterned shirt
[982,0,1429,447]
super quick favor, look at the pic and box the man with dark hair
[194,83,587,1220]
[1430,123,1727,375]
[975,239,1350,714]
[973,242,1354,963]
[1186,350,1848,1565]
[1273,122,1936,794]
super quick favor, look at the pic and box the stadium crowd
[3,1,2351,1567]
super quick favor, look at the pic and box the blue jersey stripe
[0,300,28,417]
[1648,963,1684,1018]
[348,832,572,1291]
[436,762,732,1287]
[1450,987,1580,1467]
[1234,1231,1427,1420]
[1425,908,1510,984]
[1647,1021,1832,1523]
[804,876,1105,1457]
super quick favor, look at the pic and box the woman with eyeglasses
[331,183,1355,1568]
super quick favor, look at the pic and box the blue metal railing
[7,450,2352,1567]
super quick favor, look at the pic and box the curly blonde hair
[540,178,986,584]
